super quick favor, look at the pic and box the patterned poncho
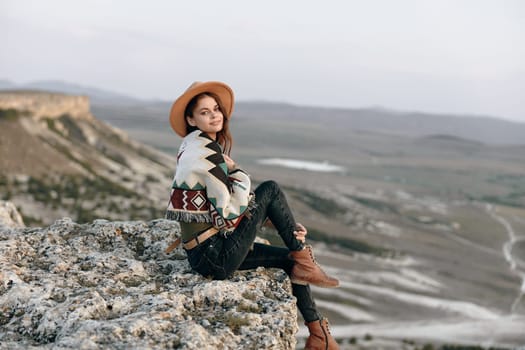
[165,130,252,232]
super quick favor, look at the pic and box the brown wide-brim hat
[169,81,234,137]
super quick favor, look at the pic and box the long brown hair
[184,92,233,155]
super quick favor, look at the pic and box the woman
[166,81,339,350]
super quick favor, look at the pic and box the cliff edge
[0,201,298,349]
[0,91,93,121]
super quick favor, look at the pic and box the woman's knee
[257,180,280,195]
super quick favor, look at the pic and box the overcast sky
[1,0,524,122]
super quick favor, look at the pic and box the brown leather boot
[305,318,339,350]
[289,245,339,288]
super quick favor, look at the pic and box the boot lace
[307,246,321,267]
[324,319,332,334]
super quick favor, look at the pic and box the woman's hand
[294,222,307,243]
[223,154,237,171]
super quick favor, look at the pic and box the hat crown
[187,81,202,91]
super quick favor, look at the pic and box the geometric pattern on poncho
[166,130,252,230]
[201,132,229,189]
[169,189,209,211]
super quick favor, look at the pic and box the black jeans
[186,180,321,322]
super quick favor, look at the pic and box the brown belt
[165,227,219,254]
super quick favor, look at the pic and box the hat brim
[169,81,234,137]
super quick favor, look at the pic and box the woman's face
[186,95,224,140]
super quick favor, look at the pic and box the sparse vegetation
[15,207,43,226]
[486,173,525,188]
[307,227,389,255]
[347,194,399,213]
[0,108,29,120]
[145,174,159,182]
[256,225,389,256]
[101,148,129,167]
[0,174,164,225]
[135,147,166,167]
[0,175,11,200]
[75,205,98,223]
[2,190,12,200]
[285,187,347,217]
[26,175,138,202]
[442,346,510,350]
[45,118,60,135]
[413,344,511,350]
[478,192,525,208]
[59,114,88,142]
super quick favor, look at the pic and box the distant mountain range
[0,79,143,105]
[232,102,525,145]
[2,79,524,145]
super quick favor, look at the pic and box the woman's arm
[203,145,251,222]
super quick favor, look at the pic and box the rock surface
[0,201,298,349]
[0,201,25,229]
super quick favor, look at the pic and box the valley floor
[292,199,525,349]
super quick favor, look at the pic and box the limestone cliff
[0,91,92,120]
[0,91,175,225]
[0,201,298,349]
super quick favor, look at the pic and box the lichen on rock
[0,201,298,349]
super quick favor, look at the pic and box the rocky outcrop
[0,201,298,349]
[0,91,93,120]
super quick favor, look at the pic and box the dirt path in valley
[485,203,525,313]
